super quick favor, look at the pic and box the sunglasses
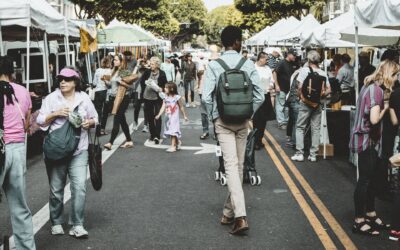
[57,76,76,82]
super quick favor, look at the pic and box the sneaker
[177,140,182,150]
[51,225,65,235]
[191,103,196,108]
[308,155,317,162]
[185,103,190,108]
[285,141,295,148]
[389,230,400,241]
[291,153,304,162]
[166,147,177,153]
[154,138,160,145]
[142,125,149,133]
[133,121,139,131]
[69,225,88,239]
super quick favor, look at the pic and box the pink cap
[57,68,80,78]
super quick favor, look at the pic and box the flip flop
[120,142,134,148]
[104,143,112,150]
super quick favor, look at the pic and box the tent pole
[0,22,4,56]
[43,33,51,93]
[64,18,70,66]
[352,1,359,103]
[26,26,30,92]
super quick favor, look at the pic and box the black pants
[144,99,162,140]
[253,94,274,146]
[94,90,110,132]
[109,95,132,144]
[132,92,147,125]
[354,147,379,217]
[392,193,400,230]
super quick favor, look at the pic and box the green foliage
[234,0,325,36]
[71,0,207,45]
[204,5,243,45]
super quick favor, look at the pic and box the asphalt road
[0,102,399,250]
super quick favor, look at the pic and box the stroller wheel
[257,176,262,185]
[250,176,257,186]
[220,175,227,186]
[214,171,221,181]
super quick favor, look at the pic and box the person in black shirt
[359,52,376,92]
[171,54,180,79]
[273,48,297,129]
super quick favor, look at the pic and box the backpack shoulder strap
[234,57,247,70]
[215,59,230,71]
[309,66,314,74]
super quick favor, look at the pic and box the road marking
[261,137,337,250]
[6,119,143,250]
[144,139,215,154]
[264,131,357,250]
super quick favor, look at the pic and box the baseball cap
[287,48,297,56]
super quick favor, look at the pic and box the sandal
[200,133,209,140]
[366,215,391,230]
[100,130,108,136]
[120,141,134,148]
[104,143,112,151]
[166,147,177,153]
[352,221,380,236]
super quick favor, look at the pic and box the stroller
[214,128,262,186]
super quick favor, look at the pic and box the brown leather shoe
[230,217,249,235]
[220,215,234,225]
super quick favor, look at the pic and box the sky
[203,0,234,12]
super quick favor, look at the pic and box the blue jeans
[275,91,289,125]
[45,150,88,226]
[1,143,36,250]
[199,94,209,134]
[287,101,300,143]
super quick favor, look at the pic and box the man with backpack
[291,50,331,162]
[202,26,264,235]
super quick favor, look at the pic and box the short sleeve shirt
[4,83,32,144]
[275,59,296,93]
[349,83,384,154]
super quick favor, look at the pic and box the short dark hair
[242,50,248,54]
[221,26,242,48]
[257,52,267,61]
[0,56,14,77]
[342,53,351,63]
[123,50,132,56]
[165,82,178,95]
[381,49,400,62]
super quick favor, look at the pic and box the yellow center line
[261,137,337,250]
[264,130,357,250]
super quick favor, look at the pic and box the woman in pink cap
[37,66,98,239]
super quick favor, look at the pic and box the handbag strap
[88,128,100,146]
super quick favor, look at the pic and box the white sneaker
[191,103,196,108]
[185,103,190,108]
[291,153,304,162]
[142,125,149,133]
[69,225,88,239]
[133,122,139,131]
[308,155,317,162]
[51,225,64,235]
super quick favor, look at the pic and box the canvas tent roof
[264,16,300,44]
[0,0,80,40]
[246,26,271,46]
[355,0,400,30]
[97,19,159,45]
[272,14,320,42]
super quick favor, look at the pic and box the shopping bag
[88,129,102,191]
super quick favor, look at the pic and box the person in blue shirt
[202,26,264,235]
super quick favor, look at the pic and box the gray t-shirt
[143,71,160,100]
[336,63,354,91]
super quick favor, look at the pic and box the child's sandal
[352,221,380,236]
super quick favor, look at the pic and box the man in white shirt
[253,52,275,150]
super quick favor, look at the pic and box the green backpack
[215,58,253,123]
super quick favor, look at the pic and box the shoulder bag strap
[234,57,247,70]
[215,59,231,72]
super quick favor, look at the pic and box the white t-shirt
[93,68,112,92]
[255,64,274,94]
[196,59,207,71]
[297,66,329,88]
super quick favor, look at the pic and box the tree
[234,0,326,35]
[204,5,243,45]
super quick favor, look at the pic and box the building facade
[47,0,79,19]
[322,0,353,21]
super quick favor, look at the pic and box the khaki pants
[215,118,248,218]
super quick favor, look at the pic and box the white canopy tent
[0,0,80,92]
[354,0,400,30]
[273,14,320,43]
[246,26,271,46]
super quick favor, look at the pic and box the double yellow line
[262,130,357,250]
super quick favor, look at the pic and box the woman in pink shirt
[0,56,36,249]
[37,67,98,239]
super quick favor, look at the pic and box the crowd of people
[0,23,400,249]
